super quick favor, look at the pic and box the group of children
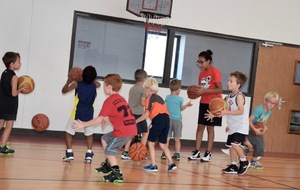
[0,51,279,182]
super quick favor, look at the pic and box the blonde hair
[143,77,158,92]
[264,91,279,101]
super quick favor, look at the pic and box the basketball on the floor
[209,98,227,115]
[31,113,50,132]
[128,142,147,161]
[18,75,35,94]
[68,67,83,81]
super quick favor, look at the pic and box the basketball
[187,85,202,99]
[31,113,50,132]
[251,122,265,135]
[68,67,83,81]
[128,142,148,161]
[18,75,35,94]
[209,98,228,115]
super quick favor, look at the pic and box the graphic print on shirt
[228,99,234,111]
[200,76,211,89]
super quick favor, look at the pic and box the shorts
[101,131,132,155]
[225,133,247,147]
[198,103,222,126]
[168,118,182,138]
[247,132,264,157]
[148,113,169,144]
[134,114,148,134]
[65,119,94,136]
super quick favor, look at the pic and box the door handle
[278,97,287,110]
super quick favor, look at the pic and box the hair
[134,69,147,82]
[198,49,213,63]
[2,52,20,68]
[82,65,97,83]
[169,79,181,91]
[143,77,158,92]
[103,73,122,92]
[230,71,248,89]
[264,91,279,101]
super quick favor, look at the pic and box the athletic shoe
[161,152,166,160]
[121,151,131,160]
[84,151,94,163]
[188,150,201,160]
[168,163,177,172]
[62,150,74,162]
[143,164,158,172]
[103,168,123,183]
[222,164,238,174]
[172,153,180,161]
[201,151,212,162]
[95,159,112,174]
[0,144,15,155]
[250,160,264,169]
[221,148,230,155]
[238,160,250,175]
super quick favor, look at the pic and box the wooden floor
[0,135,299,190]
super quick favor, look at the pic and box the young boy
[205,71,250,175]
[247,91,279,169]
[0,52,26,154]
[73,73,137,183]
[161,79,192,161]
[62,65,100,163]
[136,77,177,172]
[121,69,148,160]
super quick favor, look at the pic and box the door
[253,45,300,154]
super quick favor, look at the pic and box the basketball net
[141,13,169,38]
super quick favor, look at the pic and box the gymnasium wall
[0,0,299,142]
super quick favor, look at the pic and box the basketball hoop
[140,11,170,35]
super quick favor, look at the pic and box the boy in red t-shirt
[73,74,137,183]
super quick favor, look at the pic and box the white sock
[67,149,73,153]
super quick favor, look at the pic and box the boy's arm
[11,75,23,96]
[62,78,77,94]
[219,93,245,116]
[249,115,263,135]
[181,100,192,111]
[73,115,104,129]
[140,96,146,106]
[94,80,101,88]
[136,111,149,123]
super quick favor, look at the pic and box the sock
[240,157,247,162]
[67,149,73,153]
[231,161,238,165]
[87,149,92,153]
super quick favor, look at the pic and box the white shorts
[65,119,94,136]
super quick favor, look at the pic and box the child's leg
[243,137,253,151]
[148,141,156,165]
[159,142,172,164]
[140,132,148,145]
[123,137,132,152]
[65,132,73,149]
[0,119,5,130]
[1,120,13,146]
[86,135,93,150]
[229,146,239,163]
[195,124,205,150]
[206,126,215,152]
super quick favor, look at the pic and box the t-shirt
[198,66,222,104]
[128,83,145,115]
[165,94,183,120]
[99,93,137,137]
[252,104,271,123]
[145,94,169,120]
[226,92,249,135]
[70,81,97,121]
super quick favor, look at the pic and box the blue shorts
[148,113,169,144]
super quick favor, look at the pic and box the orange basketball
[31,113,50,132]
[18,75,35,94]
[128,142,148,161]
[251,122,265,135]
[68,67,83,81]
[209,98,228,115]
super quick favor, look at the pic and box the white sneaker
[221,148,230,155]
[200,151,212,162]
[188,150,201,160]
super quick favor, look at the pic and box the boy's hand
[254,128,263,136]
[72,120,84,130]
[187,100,193,107]
[204,110,215,121]
[225,127,229,133]
[20,86,29,94]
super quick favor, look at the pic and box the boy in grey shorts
[161,79,192,161]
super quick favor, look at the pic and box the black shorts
[226,133,247,147]
[134,114,148,134]
[198,103,222,126]
[148,113,169,144]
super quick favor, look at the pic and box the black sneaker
[200,151,212,162]
[95,159,112,174]
[222,164,238,174]
[168,163,177,172]
[161,152,166,160]
[103,168,123,183]
[62,150,74,162]
[0,144,15,155]
[84,151,94,163]
[188,150,201,160]
[172,153,180,161]
[238,160,250,175]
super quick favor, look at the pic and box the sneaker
[167,163,177,172]
[103,168,123,183]
[200,151,212,162]
[222,164,238,174]
[0,144,15,155]
[95,159,112,174]
[238,160,250,175]
[161,152,166,160]
[84,151,94,163]
[241,145,250,155]
[143,164,158,172]
[188,150,201,160]
[172,153,180,161]
[121,151,131,160]
[62,150,74,162]
[250,160,264,169]
[221,148,230,155]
